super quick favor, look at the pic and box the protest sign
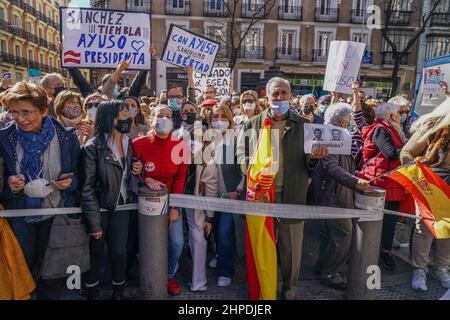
[304,123,352,155]
[423,67,443,96]
[161,24,220,76]
[323,41,366,95]
[193,68,231,99]
[60,7,151,69]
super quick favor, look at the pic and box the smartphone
[56,172,74,181]
[2,71,11,79]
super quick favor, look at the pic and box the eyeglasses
[8,109,40,120]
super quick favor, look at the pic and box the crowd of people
[0,57,449,300]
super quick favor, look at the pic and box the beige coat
[193,163,219,227]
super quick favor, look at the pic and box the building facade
[0,0,79,83]
[415,0,450,85]
[89,0,424,99]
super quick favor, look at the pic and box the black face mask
[54,86,65,97]
[183,112,197,125]
[115,118,132,134]
[160,99,168,105]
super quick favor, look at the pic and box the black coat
[80,134,133,234]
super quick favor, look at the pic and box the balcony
[315,7,339,22]
[10,26,27,39]
[351,9,371,24]
[36,11,46,22]
[48,43,58,52]
[24,3,36,15]
[312,49,329,63]
[204,1,226,17]
[165,1,191,15]
[241,3,268,18]
[0,53,15,64]
[26,32,39,44]
[10,0,25,9]
[38,38,48,47]
[388,11,412,25]
[15,56,28,66]
[126,0,151,13]
[382,52,408,65]
[91,0,107,9]
[430,13,450,27]
[239,46,265,60]
[278,5,302,20]
[276,47,301,61]
[0,18,11,31]
[28,60,40,70]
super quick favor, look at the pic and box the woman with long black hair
[80,100,142,300]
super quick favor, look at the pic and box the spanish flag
[387,162,450,239]
[245,118,277,300]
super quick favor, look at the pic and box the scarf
[16,117,56,221]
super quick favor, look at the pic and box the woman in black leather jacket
[80,100,142,300]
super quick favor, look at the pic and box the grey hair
[40,73,64,88]
[266,77,291,97]
[388,95,411,107]
[324,103,353,126]
[375,103,400,120]
[300,94,315,106]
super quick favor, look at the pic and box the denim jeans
[168,208,184,279]
[215,212,235,278]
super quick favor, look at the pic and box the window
[13,15,21,27]
[15,45,21,58]
[391,0,412,11]
[27,22,32,33]
[382,30,412,52]
[28,49,33,62]
[317,0,337,13]
[172,0,184,9]
[426,35,450,60]
[280,30,296,55]
[352,32,369,47]
[135,0,143,6]
[317,32,333,52]
[49,56,53,67]
[435,0,450,13]
[16,72,22,82]
[40,53,44,64]
[38,3,42,13]
[245,29,261,53]
[207,26,224,42]
[39,28,43,38]
[209,0,222,10]
[0,40,7,54]
[0,7,5,21]
[247,0,262,11]
[353,0,371,15]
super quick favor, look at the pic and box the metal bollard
[138,185,168,300]
[346,187,386,300]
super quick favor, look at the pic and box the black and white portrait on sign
[313,128,324,141]
[331,129,342,141]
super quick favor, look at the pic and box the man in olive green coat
[237,77,328,300]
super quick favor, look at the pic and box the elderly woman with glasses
[358,102,409,272]
[310,103,369,291]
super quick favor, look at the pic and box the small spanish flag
[386,162,450,239]
[245,118,277,300]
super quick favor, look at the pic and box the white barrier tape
[0,194,385,222]
[383,209,417,220]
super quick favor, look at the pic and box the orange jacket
[0,216,36,300]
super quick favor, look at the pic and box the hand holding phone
[57,172,74,182]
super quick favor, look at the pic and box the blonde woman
[400,98,450,292]
[233,90,261,132]
[54,90,94,146]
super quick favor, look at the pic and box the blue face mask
[401,113,407,124]
[270,101,290,116]
[168,98,181,112]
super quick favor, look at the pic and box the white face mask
[212,120,229,132]
[153,117,173,135]
[233,108,241,116]
[243,102,256,111]
[87,108,97,122]
[128,107,138,119]
[61,115,82,128]
[24,178,53,198]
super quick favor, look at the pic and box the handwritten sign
[304,123,351,155]
[323,41,366,95]
[60,7,151,69]
[423,67,443,96]
[161,24,220,76]
[193,68,231,99]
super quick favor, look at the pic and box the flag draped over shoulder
[386,162,450,239]
[245,118,277,300]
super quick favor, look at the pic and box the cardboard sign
[193,68,231,99]
[304,123,352,155]
[60,7,151,69]
[161,24,220,76]
[323,41,366,95]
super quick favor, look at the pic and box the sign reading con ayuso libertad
[161,24,220,76]
[304,123,352,155]
[60,7,151,69]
